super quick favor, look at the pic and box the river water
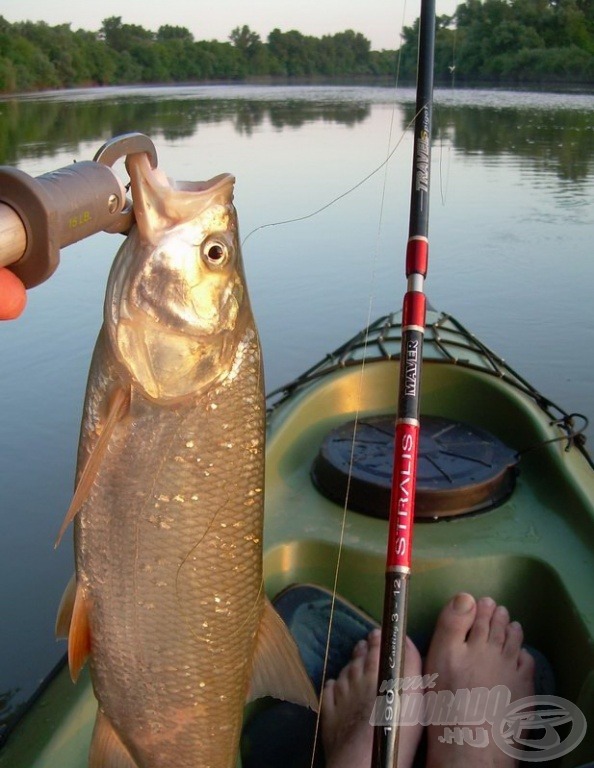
[0,83,593,734]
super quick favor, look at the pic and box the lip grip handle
[0,161,127,288]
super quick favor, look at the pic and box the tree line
[0,0,593,94]
[0,17,395,93]
[401,0,594,84]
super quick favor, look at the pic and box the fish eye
[202,238,231,268]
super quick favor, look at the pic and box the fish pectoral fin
[68,582,91,683]
[90,710,139,768]
[55,386,130,547]
[247,596,318,712]
[55,573,77,639]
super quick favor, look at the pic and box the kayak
[1,307,593,767]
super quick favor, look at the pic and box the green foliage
[0,4,593,94]
[0,17,389,92]
[100,16,154,52]
[267,28,372,77]
[397,0,594,84]
[156,25,194,43]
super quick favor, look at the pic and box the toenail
[478,596,496,607]
[369,628,381,639]
[509,620,522,631]
[452,593,475,613]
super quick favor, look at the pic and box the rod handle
[0,203,27,269]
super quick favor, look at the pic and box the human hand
[0,268,27,320]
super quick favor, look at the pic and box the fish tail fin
[248,596,318,712]
[90,710,139,768]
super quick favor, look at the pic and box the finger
[0,269,27,320]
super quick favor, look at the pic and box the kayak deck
[263,312,594,766]
[2,311,593,767]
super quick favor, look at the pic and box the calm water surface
[1,84,593,733]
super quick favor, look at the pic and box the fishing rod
[371,0,436,766]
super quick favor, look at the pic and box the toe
[488,605,509,647]
[467,596,497,645]
[351,638,368,660]
[518,647,536,679]
[503,620,524,658]
[323,678,337,711]
[335,670,352,703]
[346,653,366,684]
[430,592,477,646]
[364,629,381,676]
[424,594,476,677]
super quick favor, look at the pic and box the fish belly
[75,332,264,768]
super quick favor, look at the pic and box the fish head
[105,154,253,404]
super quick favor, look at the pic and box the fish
[55,152,317,768]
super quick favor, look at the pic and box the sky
[1,0,459,51]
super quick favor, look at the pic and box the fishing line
[449,17,458,89]
[306,406,366,767]
[438,16,458,206]
[437,118,452,206]
[241,109,421,249]
[241,4,418,251]
[307,12,411,768]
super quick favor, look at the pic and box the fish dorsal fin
[55,386,130,547]
[55,573,77,639]
[247,596,318,712]
[90,710,139,768]
[68,581,91,683]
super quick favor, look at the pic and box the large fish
[55,153,317,768]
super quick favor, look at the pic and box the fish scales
[76,330,264,767]
[58,155,316,768]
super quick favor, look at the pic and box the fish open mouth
[126,153,236,247]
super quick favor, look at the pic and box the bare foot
[322,629,423,768]
[425,593,535,768]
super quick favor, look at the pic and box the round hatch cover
[311,415,519,520]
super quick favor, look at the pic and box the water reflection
[0,93,370,164]
[2,86,592,185]
[409,103,594,183]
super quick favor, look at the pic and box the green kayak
[1,310,593,767]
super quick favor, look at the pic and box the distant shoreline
[3,77,593,100]
[3,13,593,96]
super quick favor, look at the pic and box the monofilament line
[307,21,411,768]
[241,109,421,249]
